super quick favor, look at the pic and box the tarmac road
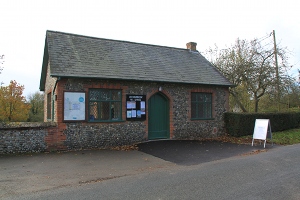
[10,143,300,200]
[0,140,286,199]
[0,148,175,199]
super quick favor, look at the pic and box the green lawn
[217,128,300,145]
[238,128,300,145]
[271,128,300,145]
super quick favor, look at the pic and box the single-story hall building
[39,30,233,150]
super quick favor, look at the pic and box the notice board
[252,119,272,148]
[126,95,146,120]
[63,92,86,121]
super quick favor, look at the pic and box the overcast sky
[1,0,299,97]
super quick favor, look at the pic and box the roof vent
[186,42,197,51]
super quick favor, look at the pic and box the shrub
[224,112,300,137]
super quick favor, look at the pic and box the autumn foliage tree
[0,80,30,122]
[27,91,44,122]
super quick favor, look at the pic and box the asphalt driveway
[137,140,274,165]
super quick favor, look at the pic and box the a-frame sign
[252,119,273,148]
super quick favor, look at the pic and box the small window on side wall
[191,92,212,120]
[47,92,51,120]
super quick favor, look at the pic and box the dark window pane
[100,102,110,120]
[198,103,204,118]
[47,93,51,119]
[191,93,197,101]
[89,90,100,101]
[111,102,121,120]
[208,103,212,117]
[89,90,99,101]
[202,103,208,118]
[204,94,211,102]
[191,102,197,118]
[199,95,205,102]
[111,90,121,100]
[100,90,110,100]
[191,93,212,119]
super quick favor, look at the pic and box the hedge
[224,112,300,137]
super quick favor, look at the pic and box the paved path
[0,140,275,199]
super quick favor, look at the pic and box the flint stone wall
[0,122,56,154]
[64,122,146,150]
[62,79,228,150]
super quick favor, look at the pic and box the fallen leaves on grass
[202,135,253,144]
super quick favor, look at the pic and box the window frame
[47,92,51,120]
[191,92,213,120]
[88,89,122,122]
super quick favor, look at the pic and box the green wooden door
[148,93,169,140]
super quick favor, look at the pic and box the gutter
[52,77,61,121]
[52,77,61,95]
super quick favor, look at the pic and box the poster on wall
[126,95,146,120]
[64,92,86,121]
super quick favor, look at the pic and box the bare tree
[207,37,292,112]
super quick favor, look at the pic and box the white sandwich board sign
[252,119,273,148]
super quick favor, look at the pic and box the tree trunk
[230,91,248,112]
[254,96,259,113]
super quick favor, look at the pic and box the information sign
[126,95,146,120]
[64,92,86,121]
[252,119,272,148]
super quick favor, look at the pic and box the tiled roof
[40,30,232,90]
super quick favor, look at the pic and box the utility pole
[273,30,280,111]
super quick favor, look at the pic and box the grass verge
[218,128,300,145]
[271,128,300,145]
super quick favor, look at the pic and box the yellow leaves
[0,80,30,122]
